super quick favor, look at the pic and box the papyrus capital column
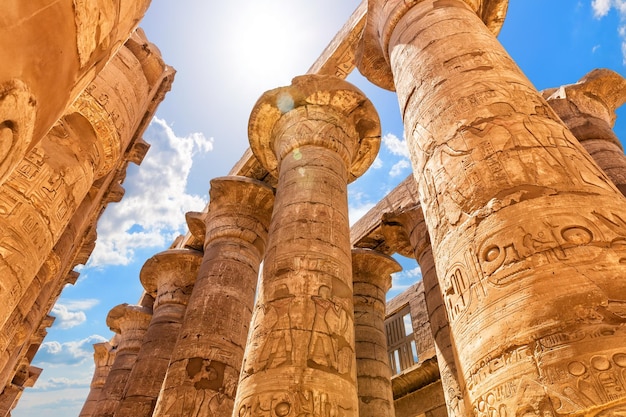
[358,1,626,414]
[233,74,380,417]
[93,304,151,417]
[153,176,274,417]
[544,69,626,195]
[114,249,202,417]
[79,342,115,417]
[351,248,401,417]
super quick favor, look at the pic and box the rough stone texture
[92,304,152,417]
[544,69,626,195]
[0,0,151,185]
[114,249,202,417]
[152,176,274,417]
[352,248,401,417]
[0,363,41,417]
[393,380,447,417]
[79,342,116,417]
[358,0,626,414]
[233,75,380,417]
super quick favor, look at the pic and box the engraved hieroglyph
[234,75,380,417]
[153,177,274,417]
[358,0,626,414]
[351,248,401,417]
[114,249,202,417]
[0,0,151,185]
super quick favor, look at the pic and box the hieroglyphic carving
[236,387,355,417]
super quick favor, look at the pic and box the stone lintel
[184,211,206,250]
[139,249,202,303]
[248,74,380,183]
[391,356,440,400]
[356,0,509,91]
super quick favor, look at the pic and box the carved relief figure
[258,284,295,371]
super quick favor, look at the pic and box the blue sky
[13,1,626,415]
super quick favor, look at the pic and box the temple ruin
[2,1,626,416]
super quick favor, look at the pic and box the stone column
[115,249,203,417]
[383,207,467,416]
[351,248,400,417]
[78,342,116,417]
[233,75,380,417]
[544,69,626,195]
[152,176,274,417]
[92,304,151,417]
[358,1,626,414]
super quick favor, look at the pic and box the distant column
[545,69,626,195]
[152,176,274,417]
[78,342,116,417]
[92,304,151,417]
[383,207,467,417]
[351,249,400,417]
[358,0,626,413]
[233,75,380,417]
[115,249,203,417]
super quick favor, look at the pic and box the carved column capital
[248,74,380,182]
[139,249,203,309]
[105,304,152,352]
[357,0,509,91]
[352,248,401,294]
[544,68,626,145]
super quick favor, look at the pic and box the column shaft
[78,343,115,417]
[152,176,274,417]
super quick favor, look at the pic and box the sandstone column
[383,207,467,416]
[78,343,116,417]
[115,249,202,417]
[358,1,626,414]
[544,69,626,195]
[351,248,401,417]
[152,176,274,417]
[92,304,151,417]
[233,75,380,417]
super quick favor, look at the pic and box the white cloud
[348,202,376,226]
[51,299,99,329]
[371,156,383,170]
[382,133,410,158]
[39,335,107,365]
[591,0,626,63]
[389,159,411,177]
[391,265,423,293]
[592,44,601,53]
[87,117,212,267]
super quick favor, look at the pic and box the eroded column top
[544,68,626,131]
[106,303,152,336]
[352,248,402,293]
[248,74,381,182]
[139,248,203,305]
[357,0,509,91]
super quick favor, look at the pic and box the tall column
[78,342,115,417]
[351,248,400,417]
[153,176,274,417]
[92,304,151,417]
[358,1,626,414]
[115,248,202,417]
[383,207,467,416]
[233,75,380,417]
[544,69,626,195]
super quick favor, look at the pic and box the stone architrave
[351,248,401,417]
[0,0,151,185]
[233,75,380,417]
[78,342,116,417]
[383,207,467,417]
[115,249,203,417]
[92,304,151,417]
[358,0,626,414]
[544,69,626,195]
[152,176,274,417]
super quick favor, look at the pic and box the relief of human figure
[258,284,295,371]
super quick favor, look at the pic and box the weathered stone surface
[358,0,626,414]
[79,343,116,417]
[0,0,151,184]
[114,249,202,417]
[92,304,152,417]
[545,69,626,195]
[234,74,380,417]
[352,248,401,417]
[153,176,274,417]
